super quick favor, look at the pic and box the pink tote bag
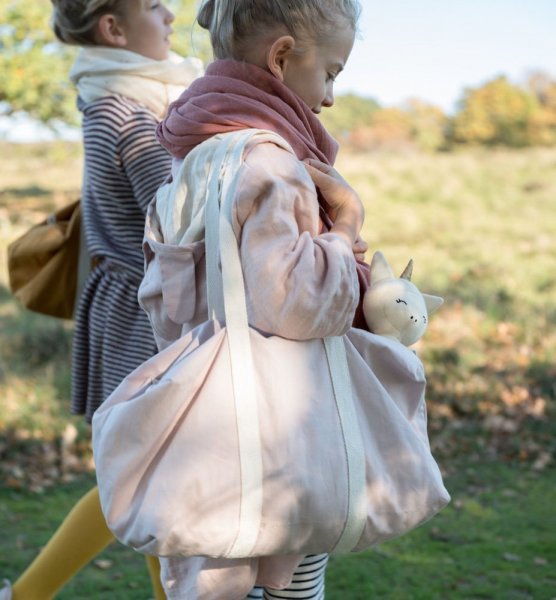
[92,129,450,559]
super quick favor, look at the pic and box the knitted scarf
[157,59,370,328]
[70,48,204,119]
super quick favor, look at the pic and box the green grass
[1,142,555,598]
[327,461,556,600]
[0,474,155,600]
[1,462,554,599]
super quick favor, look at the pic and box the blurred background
[1,1,555,598]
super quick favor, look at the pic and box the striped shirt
[81,94,171,279]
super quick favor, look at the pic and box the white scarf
[70,47,204,119]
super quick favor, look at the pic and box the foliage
[450,76,539,147]
[331,73,556,152]
[318,93,379,142]
[446,72,556,148]
[335,99,447,153]
[325,73,556,152]
[0,0,77,123]
[404,98,448,152]
[351,106,412,152]
[0,0,207,125]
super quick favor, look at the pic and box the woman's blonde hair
[197,0,361,60]
[50,0,130,46]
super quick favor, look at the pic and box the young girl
[1,1,202,599]
[139,0,366,597]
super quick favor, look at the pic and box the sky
[335,0,556,113]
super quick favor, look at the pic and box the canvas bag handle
[203,129,366,556]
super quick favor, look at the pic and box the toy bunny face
[363,251,443,346]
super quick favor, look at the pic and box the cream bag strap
[203,129,367,556]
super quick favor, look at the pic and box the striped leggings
[245,554,329,600]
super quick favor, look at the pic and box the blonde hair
[50,0,132,46]
[197,0,361,60]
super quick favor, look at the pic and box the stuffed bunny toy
[363,251,443,346]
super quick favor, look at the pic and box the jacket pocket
[140,238,205,345]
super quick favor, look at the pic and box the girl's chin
[154,46,171,61]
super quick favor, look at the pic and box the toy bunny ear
[424,294,444,314]
[400,259,413,281]
[369,251,395,283]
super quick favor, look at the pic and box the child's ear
[267,35,296,81]
[96,13,128,48]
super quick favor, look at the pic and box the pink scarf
[157,59,370,329]
[157,59,338,164]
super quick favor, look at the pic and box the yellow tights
[11,486,165,600]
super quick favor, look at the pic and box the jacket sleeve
[232,141,359,340]
[119,107,173,213]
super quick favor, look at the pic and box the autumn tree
[0,0,207,125]
[450,76,538,147]
[0,0,75,122]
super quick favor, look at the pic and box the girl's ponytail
[196,0,217,30]
[197,0,236,59]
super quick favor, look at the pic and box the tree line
[2,0,555,151]
[320,73,556,152]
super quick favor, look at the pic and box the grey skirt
[71,261,157,423]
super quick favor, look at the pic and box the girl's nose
[322,91,334,108]
[322,81,335,108]
[165,5,175,23]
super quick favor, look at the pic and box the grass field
[1,142,555,598]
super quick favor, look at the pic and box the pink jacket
[139,135,360,352]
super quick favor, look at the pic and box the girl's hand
[303,158,364,246]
